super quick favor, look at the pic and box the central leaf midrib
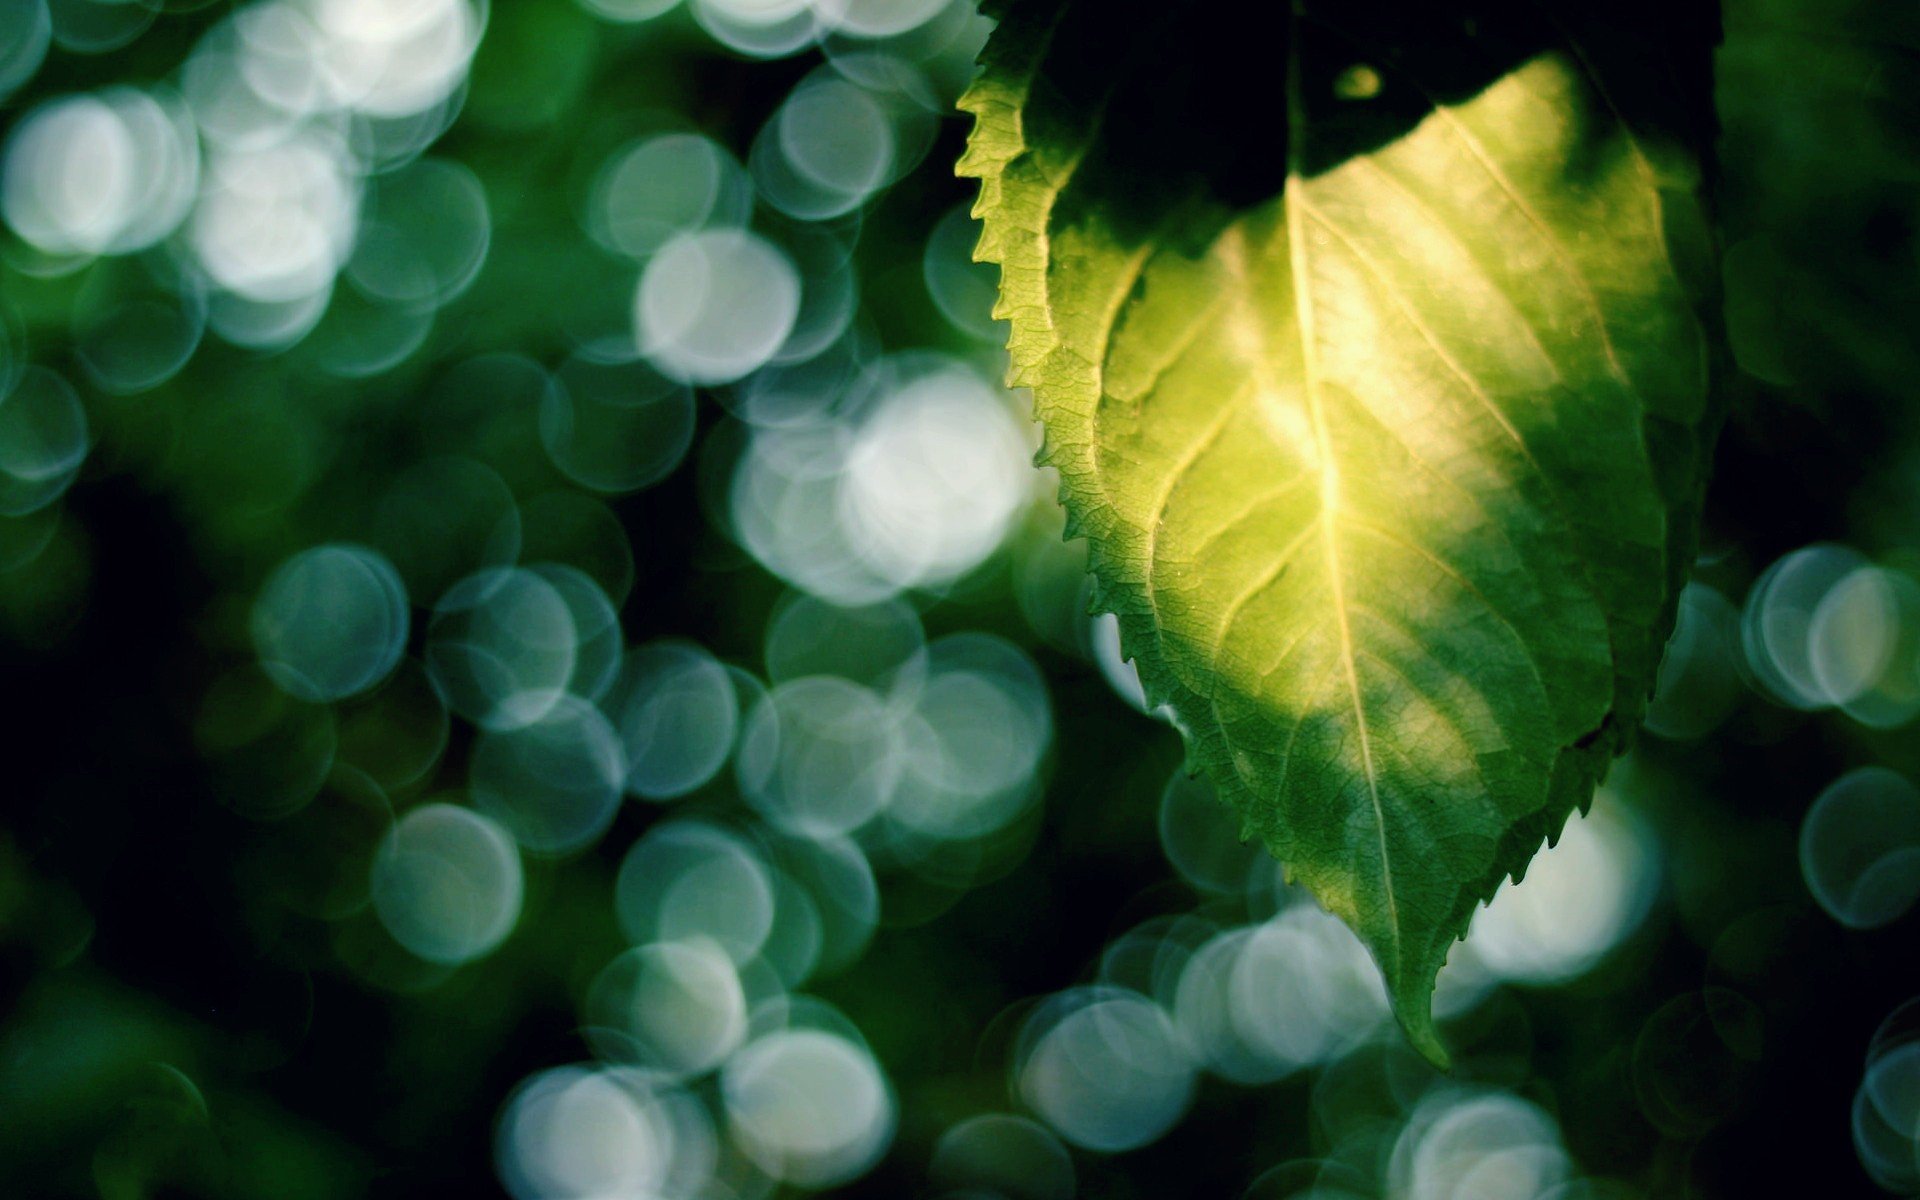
[1283,0,1402,972]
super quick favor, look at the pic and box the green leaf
[960,0,1721,1063]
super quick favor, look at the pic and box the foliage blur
[0,0,1918,1197]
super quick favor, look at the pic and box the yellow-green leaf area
[960,0,1720,1064]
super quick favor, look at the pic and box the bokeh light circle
[426,566,579,731]
[615,819,777,963]
[589,130,751,259]
[470,694,625,855]
[1799,766,1920,930]
[495,1066,682,1200]
[251,543,410,703]
[583,938,750,1079]
[371,802,523,965]
[636,228,800,384]
[1466,797,1656,985]
[736,675,902,837]
[0,366,88,517]
[930,1113,1075,1200]
[617,641,740,800]
[722,1027,895,1187]
[1016,988,1195,1152]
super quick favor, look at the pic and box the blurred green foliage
[0,1,1918,1198]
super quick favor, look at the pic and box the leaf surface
[960,0,1720,1062]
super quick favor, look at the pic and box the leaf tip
[1393,994,1452,1072]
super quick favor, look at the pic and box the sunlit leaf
[960,0,1721,1062]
